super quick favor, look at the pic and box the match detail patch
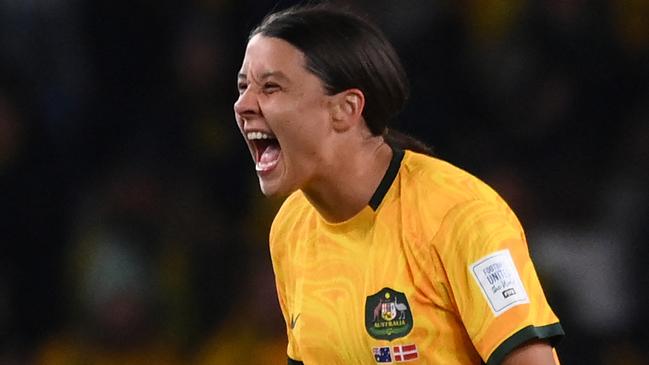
[470,249,529,316]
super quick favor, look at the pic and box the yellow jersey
[270,149,563,365]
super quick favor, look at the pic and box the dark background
[1,0,647,364]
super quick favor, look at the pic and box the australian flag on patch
[373,346,392,363]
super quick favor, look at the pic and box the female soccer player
[234,4,563,364]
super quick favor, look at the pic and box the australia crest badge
[365,287,413,340]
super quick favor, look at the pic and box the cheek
[260,94,330,141]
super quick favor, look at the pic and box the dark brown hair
[251,3,433,155]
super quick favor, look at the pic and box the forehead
[239,34,308,76]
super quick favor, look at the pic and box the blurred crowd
[0,0,647,364]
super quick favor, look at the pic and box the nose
[233,87,260,118]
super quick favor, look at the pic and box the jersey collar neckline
[369,147,404,211]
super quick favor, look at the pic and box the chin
[258,179,296,198]
[258,181,283,198]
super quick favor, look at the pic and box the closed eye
[237,82,248,94]
[263,82,281,94]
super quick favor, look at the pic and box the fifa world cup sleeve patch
[469,249,529,316]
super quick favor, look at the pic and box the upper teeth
[247,131,274,140]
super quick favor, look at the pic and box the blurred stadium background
[1,0,647,364]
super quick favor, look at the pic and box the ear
[330,88,365,132]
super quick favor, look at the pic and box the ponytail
[383,128,434,156]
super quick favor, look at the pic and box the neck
[302,136,393,223]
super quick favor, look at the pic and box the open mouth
[247,131,281,173]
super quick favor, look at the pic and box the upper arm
[434,199,564,363]
[269,198,305,362]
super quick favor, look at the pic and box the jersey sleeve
[434,199,564,365]
[269,206,302,362]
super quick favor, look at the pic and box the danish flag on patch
[393,344,418,362]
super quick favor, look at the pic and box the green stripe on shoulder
[487,323,564,365]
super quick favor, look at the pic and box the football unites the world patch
[470,249,529,316]
[372,344,419,363]
[365,287,413,340]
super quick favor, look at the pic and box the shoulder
[402,151,497,196]
[396,151,521,248]
[399,150,506,215]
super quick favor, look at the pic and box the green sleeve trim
[288,358,304,365]
[486,323,564,365]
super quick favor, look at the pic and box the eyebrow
[237,71,290,82]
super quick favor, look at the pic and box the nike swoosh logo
[290,313,301,329]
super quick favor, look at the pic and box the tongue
[258,143,280,168]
